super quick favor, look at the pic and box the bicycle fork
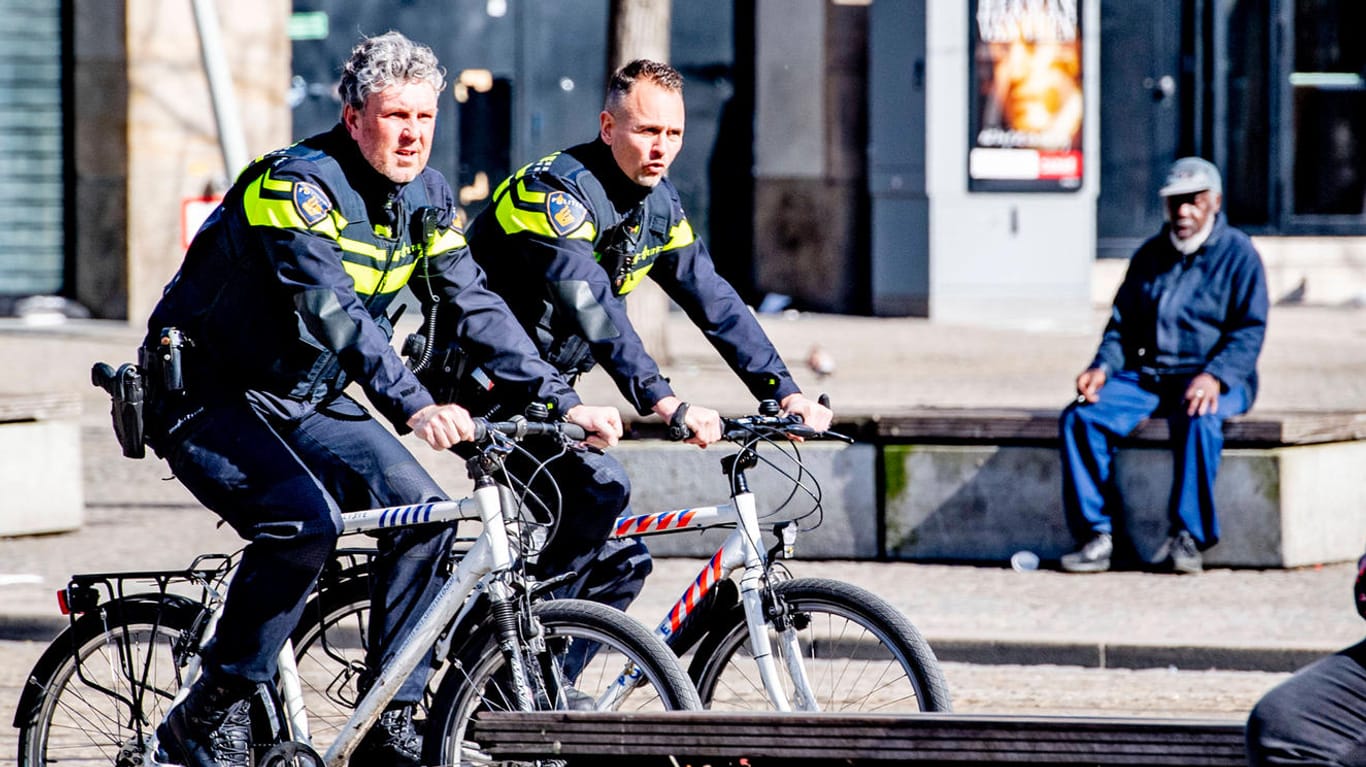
[730,489,821,712]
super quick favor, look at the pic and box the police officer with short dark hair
[459,59,833,626]
[142,31,620,767]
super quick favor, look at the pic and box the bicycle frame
[609,459,819,711]
[148,478,533,767]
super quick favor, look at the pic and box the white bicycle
[15,417,699,767]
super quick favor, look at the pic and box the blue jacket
[1092,213,1268,402]
[466,139,799,415]
[146,124,579,430]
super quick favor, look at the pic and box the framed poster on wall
[969,0,1084,192]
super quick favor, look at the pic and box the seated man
[1058,157,1268,574]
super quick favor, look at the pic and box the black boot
[353,703,423,767]
[155,670,253,767]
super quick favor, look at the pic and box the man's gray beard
[1170,214,1215,255]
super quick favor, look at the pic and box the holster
[90,361,146,459]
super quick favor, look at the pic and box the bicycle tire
[688,577,953,713]
[424,598,701,767]
[15,597,205,767]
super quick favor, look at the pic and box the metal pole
[190,0,248,180]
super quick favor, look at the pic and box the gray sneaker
[1163,530,1204,574]
[1060,533,1113,573]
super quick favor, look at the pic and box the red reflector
[56,590,71,615]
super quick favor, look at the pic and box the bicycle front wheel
[424,598,700,767]
[15,597,204,767]
[690,577,952,713]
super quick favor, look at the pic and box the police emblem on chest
[546,191,588,236]
[293,181,332,226]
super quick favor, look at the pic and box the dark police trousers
[499,443,652,612]
[156,392,455,704]
[1246,638,1366,766]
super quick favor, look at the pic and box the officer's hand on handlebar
[780,392,833,435]
[407,403,477,450]
[655,396,723,447]
[565,404,623,450]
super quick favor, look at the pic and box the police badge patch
[546,191,588,236]
[293,181,332,227]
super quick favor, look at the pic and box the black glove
[1356,551,1366,621]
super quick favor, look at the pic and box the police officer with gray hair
[141,31,619,767]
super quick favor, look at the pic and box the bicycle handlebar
[667,401,853,444]
[472,417,588,444]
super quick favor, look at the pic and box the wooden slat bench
[868,408,1366,447]
[471,711,1247,766]
[0,392,83,536]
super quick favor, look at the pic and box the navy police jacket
[145,124,579,430]
[1091,213,1268,402]
[466,138,798,416]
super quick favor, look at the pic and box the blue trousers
[155,392,453,703]
[1058,369,1250,548]
[1246,639,1366,766]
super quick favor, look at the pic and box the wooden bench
[0,392,83,536]
[867,408,1366,447]
[471,711,1247,766]
[874,408,1366,568]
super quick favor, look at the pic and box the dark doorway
[1096,0,1182,260]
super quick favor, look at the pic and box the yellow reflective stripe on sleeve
[343,259,417,296]
[494,191,596,241]
[515,176,547,206]
[242,171,344,239]
[427,227,467,256]
[260,171,292,195]
[663,217,696,251]
[615,263,655,295]
[243,174,310,230]
[337,236,389,261]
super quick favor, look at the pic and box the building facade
[7,0,1365,321]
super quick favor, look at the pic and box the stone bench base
[596,417,1363,567]
[614,442,880,559]
[883,442,1366,568]
[0,393,83,537]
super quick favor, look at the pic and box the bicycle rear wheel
[689,577,952,712]
[15,597,204,767]
[424,598,700,767]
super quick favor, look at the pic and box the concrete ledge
[926,637,1336,673]
[0,393,83,537]
[883,442,1366,568]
